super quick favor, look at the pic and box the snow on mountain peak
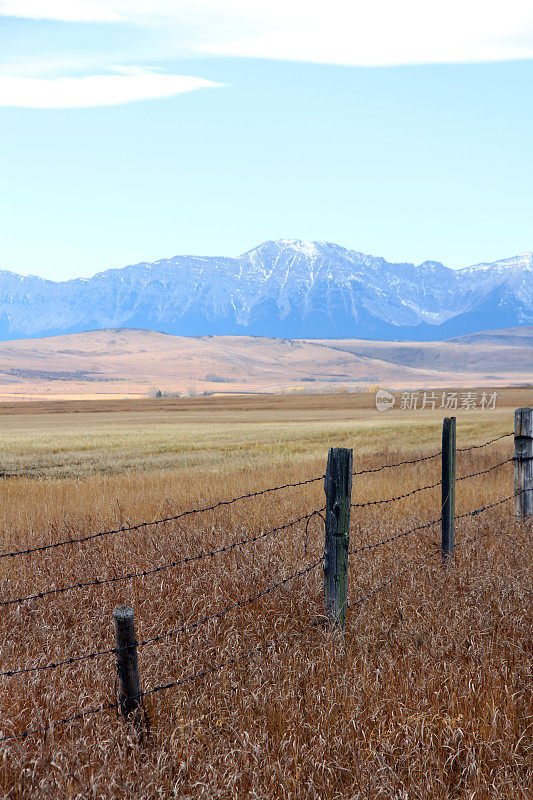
[462,252,533,273]
[277,239,320,257]
[242,239,322,259]
[0,240,531,341]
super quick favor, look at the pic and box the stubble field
[0,389,531,799]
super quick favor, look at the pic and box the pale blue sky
[1,2,533,280]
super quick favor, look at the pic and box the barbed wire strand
[353,450,441,476]
[0,700,117,743]
[3,513,525,745]
[0,476,324,560]
[0,509,324,608]
[351,480,441,509]
[352,431,514,477]
[454,493,517,520]
[348,517,441,556]
[0,558,322,677]
[456,432,513,452]
[456,458,513,482]
[351,455,513,510]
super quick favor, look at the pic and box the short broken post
[514,407,533,519]
[441,416,456,564]
[324,447,353,631]
[113,605,142,722]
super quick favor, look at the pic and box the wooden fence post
[113,605,142,721]
[441,417,456,563]
[514,407,533,518]
[324,447,353,630]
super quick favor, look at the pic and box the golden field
[1,386,531,479]
[0,391,531,799]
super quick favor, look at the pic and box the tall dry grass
[0,419,531,799]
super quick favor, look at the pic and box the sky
[1,1,533,281]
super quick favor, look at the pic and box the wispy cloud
[0,0,121,22]
[2,0,533,66]
[197,0,533,67]
[0,67,221,108]
[1,0,532,110]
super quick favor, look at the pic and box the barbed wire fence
[0,408,531,743]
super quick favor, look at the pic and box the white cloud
[0,67,221,108]
[2,1,533,65]
[0,0,121,21]
[174,0,533,66]
[199,1,533,66]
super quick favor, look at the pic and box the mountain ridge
[0,240,531,341]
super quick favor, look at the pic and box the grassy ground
[0,391,531,798]
[0,387,529,479]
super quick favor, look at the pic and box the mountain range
[1,240,532,341]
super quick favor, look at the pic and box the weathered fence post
[113,605,142,721]
[514,407,533,518]
[324,447,353,630]
[441,417,456,563]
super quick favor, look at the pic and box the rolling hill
[0,326,530,400]
[311,326,533,375]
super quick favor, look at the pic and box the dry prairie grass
[0,398,531,799]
